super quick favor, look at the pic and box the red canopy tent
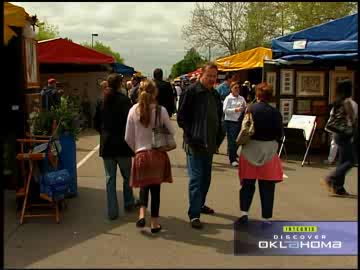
[38,38,115,64]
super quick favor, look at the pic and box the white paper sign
[293,40,307,49]
[287,115,316,141]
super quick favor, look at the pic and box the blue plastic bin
[59,132,78,197]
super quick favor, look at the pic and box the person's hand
[235,107,241,113]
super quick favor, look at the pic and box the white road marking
[76,144,100,169]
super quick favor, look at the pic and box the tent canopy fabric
[4,2,30,45]
[272,13,358,60]
[215,47,272,71]
[38,38,115,64]
[187,68,202,78]
[112,63,135,75]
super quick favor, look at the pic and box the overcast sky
[13,2,199,77]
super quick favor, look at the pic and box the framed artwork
[329,70,354,104]
[280,69,294,95]
[312,100,328,115]
[297,100,311,114]
[266,72,276,96]
[23,38,40,89]
[296,71,325,97]
[280,99,294,124]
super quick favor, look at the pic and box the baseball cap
[48,78,57,84]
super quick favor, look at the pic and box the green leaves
[170,48,206,79]
[36,20,59,41]
[81,41,124,64]
[28,97,81,139]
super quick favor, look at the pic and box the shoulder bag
[236,105,255,145]
[152,105,177,152]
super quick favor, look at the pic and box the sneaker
[231,161,239,167]
[201,205,215,215]
[335,188,350,196]
[235,215,248,225]
[190,218,203,229]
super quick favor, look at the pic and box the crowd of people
[90,63,289,233]
[39,61,355,234]
[40,61,357,233]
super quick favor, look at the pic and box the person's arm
[161,107,175,135]
[93,99,102,133]
[177,89,192,131]
[344,99,356,126]
[124,109,136,152]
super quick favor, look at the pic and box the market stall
[215,47,272,84]
[264,13,358,151]
[4,2,38,189]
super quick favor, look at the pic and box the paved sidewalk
[4,119,358,268]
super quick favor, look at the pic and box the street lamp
[91,33,98,48]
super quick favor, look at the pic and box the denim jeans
[103,157,135,219]
[328,134,354,191]
[186,152,213,220]
[225,120,241,163]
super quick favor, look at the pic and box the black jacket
[93,92,134,158]
[154,79,176,117]
[129,83,140,105]
[177,81,223,148]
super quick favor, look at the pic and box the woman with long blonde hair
[125,79,174,233]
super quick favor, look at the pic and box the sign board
[293,40,307,50]
[287,115,316,141]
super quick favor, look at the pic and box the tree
[182,2,248,55]
[36,20,60,41]
[183,2,357,55]
[286,2,357,32]
[81,41,124,64]
[170,48,206,79]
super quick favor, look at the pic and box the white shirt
[125,104,175,153]
[175,86,182,96]
[223,93,247,122]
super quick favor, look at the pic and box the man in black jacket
[177,63,223,229]
[94,74,137,220]
[153,68,176,117]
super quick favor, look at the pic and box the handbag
[151,105,177,152]
[236,106,255,145]
[39,139,71,202]
[324,103,353,136]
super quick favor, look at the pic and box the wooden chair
[16,137,63,224]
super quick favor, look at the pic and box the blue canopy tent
[272,13,358,62]
[112,63,135,75]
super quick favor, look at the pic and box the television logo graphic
[234,221,357,255]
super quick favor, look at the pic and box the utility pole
[91,33,98,48]
[208,45,211,61]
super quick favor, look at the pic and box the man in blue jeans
[177,63,223,229]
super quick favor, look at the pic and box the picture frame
[280,69,294,95]
[280,99,294,124]
[296,100,311,114]
[296,71,325,97]
[23,38,40,89]
[329,70,354,104]
[266,72,276,96]
[311,100,328,115]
